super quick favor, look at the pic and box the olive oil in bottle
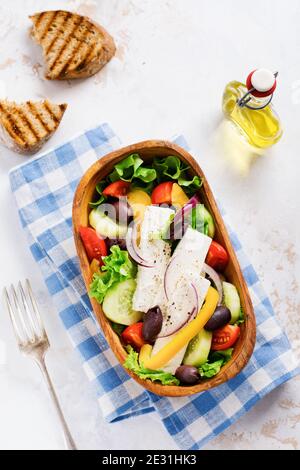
[222,69,282,150]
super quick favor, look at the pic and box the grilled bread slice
[0,100,67,155]
[29,10,116,80]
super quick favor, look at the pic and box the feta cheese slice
[152,228,212,373]
[172,226,212,278]
[152,276,210,374]
[132,206,174,313]
[163,227,212,330]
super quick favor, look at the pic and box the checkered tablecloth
[9,123,299,450]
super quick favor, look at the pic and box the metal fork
[3,280,77,450]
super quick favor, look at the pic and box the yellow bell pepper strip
[139,344,153,366]
[144,286,219,370]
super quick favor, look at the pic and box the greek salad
[79,154,244,386]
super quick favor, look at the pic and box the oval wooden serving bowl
[73,140,256,397]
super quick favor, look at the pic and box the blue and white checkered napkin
[9,123,299,450]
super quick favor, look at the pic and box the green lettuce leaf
[101,245,136,278]
[109,154,157,184]
[153,155,202,194]
[124,346,180,386]
[178,174,202,190]
[154,156,188,181]
[199,348,233,378]
[199,359,224,378]
[89,246,136,304]
[89,181,107,208]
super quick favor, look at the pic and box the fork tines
[3,280,46,346]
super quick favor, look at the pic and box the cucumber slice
[102,279,142,325]
[191,205,215,238]
[89,208,127,239]
[204,207,215,239]
[183,329,212,367]
[223,282,241,324]
[89,208,102,229]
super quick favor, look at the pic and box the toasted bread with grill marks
[29,10,116,80]
[0,100,67,155]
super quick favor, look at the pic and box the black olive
[204,306,231,331]
[142,306,163,343]
[175,365,200,385]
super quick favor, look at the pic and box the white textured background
[0,0,299,450]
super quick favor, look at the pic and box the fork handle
[36,357,77,450]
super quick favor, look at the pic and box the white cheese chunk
[152,276,210,374]
[163,227,212,328]
[132,206,174,312]
[172,226,212,279]
[152,228,212,373]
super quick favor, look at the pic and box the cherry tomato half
[79,226,107,263]
[206,241,229,272]
[121,322,145,351]
[151,182,174,205]
[211,324,240,351]
[102,180,131,198]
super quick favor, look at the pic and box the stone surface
[0,0,299,450]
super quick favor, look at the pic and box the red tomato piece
[151,182,174,205]
[102,181,131,198]
[121,322,145,351]
[211,325,240,351]
[79,226,107,264]
[206,241,229,272]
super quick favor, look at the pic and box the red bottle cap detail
[246,69,277,98]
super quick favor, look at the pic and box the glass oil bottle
[220,69,282,174]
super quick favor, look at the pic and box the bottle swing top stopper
[246,69,277,97]
[238,68,278,109]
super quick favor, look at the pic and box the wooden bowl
[73,140,256,397]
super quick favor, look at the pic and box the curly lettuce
[109,154,157,184]
[90,154,203,206]
[154,155,202,195]
[198,348,233,378]
[90,246,136,304]
[124,346,180,386]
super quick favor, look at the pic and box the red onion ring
[158,281,199,338]
[168,194,201,240]
[203,263,223,305]
[125,225,155,268]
